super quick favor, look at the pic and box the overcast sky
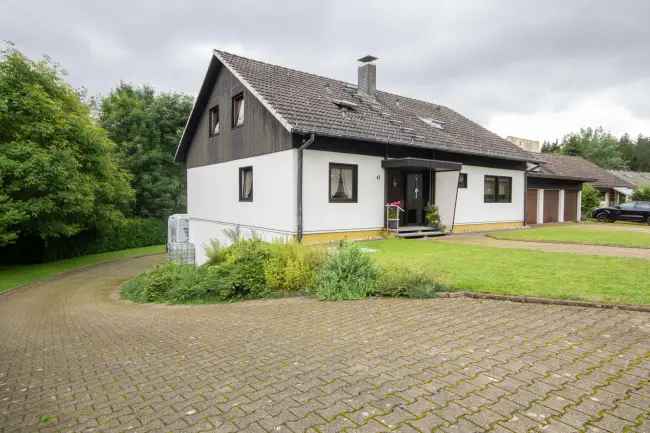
[3,0,649,143]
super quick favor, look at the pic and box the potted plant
[424,203,445,231]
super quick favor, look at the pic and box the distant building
[506,136,542,153]
[609,170,650,190]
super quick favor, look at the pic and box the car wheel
[596,212,608,223]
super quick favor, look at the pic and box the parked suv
[592,201,650,224]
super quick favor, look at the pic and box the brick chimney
[357,55,378,97]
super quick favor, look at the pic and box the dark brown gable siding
[185,65,293,169]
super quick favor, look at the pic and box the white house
[176,51,577,264]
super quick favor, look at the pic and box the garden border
[438,291,650,313]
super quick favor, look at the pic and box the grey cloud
[2,0,649,140]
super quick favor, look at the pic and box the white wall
[453,165,525,225]
[302,149,384,233]
[435,171,460,230]
[187,149,297,264]
[558,189,565,222]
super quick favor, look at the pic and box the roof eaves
[292,127,538,164]
[213,50,294,134]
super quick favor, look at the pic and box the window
[239,166,253,201]
[329,163,358,203]
[484,175,512,203]
[232,93,245,127]
[620,202,635,210]
[208,105,220,136]
[458,173,467,189]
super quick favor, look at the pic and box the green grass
[0,245,165,294]
[488,224,650,248]
[358,239,650,305]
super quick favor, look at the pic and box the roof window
[419,117,444,129]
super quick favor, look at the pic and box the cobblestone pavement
[1,255,650,433]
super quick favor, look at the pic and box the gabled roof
[608,170,650,188]
[530,153,633,188]
[176,50,537,163]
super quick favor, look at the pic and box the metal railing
[385,203,405,232]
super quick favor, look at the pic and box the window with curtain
[329,163,357,202]
[209,105,219,136]
[239,166,253,201]
[458,173,467,189]
[232,93,245,127]
[484,175,512,203]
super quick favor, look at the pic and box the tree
[99,83,193,219]
[560,127,627,169]
[0,46,133,247]
[631,186,650,202]
[581,183,601,219]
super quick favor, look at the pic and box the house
[507,137,634,222]
[176,51,545,264]
[608,170,650,191]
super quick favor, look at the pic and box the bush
[312,243,379,300]
[631,186,650,202]
[121,262,198,303]
[264,242,326,293]
[0,217,166,264]
[376,264,445,298]
[581,184,601,219]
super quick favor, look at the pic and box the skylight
[419,117,444,129]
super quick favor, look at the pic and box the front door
[405,172,425,225]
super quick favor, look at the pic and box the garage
[564,190,579,222]
[525,189,538,225]
[543,190,559,223]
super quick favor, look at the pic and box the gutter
[297,134,316,242]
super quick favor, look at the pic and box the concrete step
[396,229,445,238]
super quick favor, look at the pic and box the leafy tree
[541,140,561,153]
[99,83,193,218]
[581,183,601,218]
[560,127,627,169]
[631,186,650,202]
[0,46,133,247]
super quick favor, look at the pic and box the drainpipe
[297,134,316,242]
[524,162,541,226]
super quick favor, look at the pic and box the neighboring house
[609,170,650,191]
[507,137,634,219]
[176,51,541,264]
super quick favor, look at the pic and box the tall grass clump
[312,243,379,300]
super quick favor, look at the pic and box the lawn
[0,245,165,294]
[488,223,650,248]
[358,239,650,305]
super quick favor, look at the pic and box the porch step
[396,226,445,239]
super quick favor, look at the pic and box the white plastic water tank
[167,214,195,265]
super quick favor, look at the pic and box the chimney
[357,55,378,97]
[506,136,542,153]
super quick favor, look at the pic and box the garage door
[543,190,559,223]
[526,189,538,224]
[564,190,578,222]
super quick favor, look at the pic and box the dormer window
[209,105,220,136]
[419,117,444,129]
[232,93,245,127]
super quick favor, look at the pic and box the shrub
[581,184,601,219]
[376,264,444,298]
[121,262,196,303]
[218,238,271,298]
[312,243,379,300]
[631,186,650,202]
[204,239,228,266]
[264,242,327,293]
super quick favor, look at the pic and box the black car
[592,201,650,224]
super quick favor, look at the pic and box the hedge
[0,218,166,264]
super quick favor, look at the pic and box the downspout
[297,133,316,242]
[524,162,541,226]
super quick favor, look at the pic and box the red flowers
[386,200,402,207]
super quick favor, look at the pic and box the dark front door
[405,172,425,225]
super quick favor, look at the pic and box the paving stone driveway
[1,255,649,433]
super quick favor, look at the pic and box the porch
[382,157,462,234]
